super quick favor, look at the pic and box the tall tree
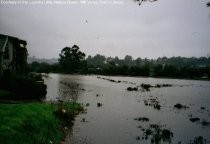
[58,45,85,73]
[124,55,133,66]
[86,54,106,67]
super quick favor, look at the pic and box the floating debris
[127,87,138,91]
[141,84,152,91]
[85,103,90,107]
[154,103,161,110]
[80,88,86,91]
[97,103,102,107]
[144,98,161,110]
[140,83,172,92]
[81,118,87,122]
[136,136,141,141]
[97,76,121,83]
[155,84,172,88]
[189,117,200,122]
[174,103,189,109]
[201,120,210,126]
[134,117,149,122]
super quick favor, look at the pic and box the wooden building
[0,34,28,76]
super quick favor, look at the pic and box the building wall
[3,40,13,68]
[0,34,28,76]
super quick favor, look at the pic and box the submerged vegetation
[144,98,161,110]
[136,123,174,144]
[134,117,150,122]
[174,103,189,109]
[127,87,138,91]
[189,136,207,144]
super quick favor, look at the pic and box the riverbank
[0,102,82,144]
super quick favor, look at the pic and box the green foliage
[28,54,210,80]
[0,102,82,144]
[58,45,86,73]
[86,54,106,67]
[28,62,62,73]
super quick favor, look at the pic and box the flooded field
[44,74,210,144]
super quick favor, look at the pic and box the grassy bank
[0,102,82,144]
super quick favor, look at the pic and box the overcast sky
[0,0,210,59]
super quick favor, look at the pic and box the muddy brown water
[44,74,210,144]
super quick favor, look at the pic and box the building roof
[0,34,27,52]
[0,34,27,45]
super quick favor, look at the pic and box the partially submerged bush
[191,136,207,144]
[141,84,152,91]
[97,102,102,107]
[174,103,188,109]
[127,87,138,91]
[144,98,161,110]
[155,84,172,88]
[140,124,173,144]
[189,118,200,122]
[201,120,210,126]
[134,117,149,122]
[140,83,172,92]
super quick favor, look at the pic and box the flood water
[44,73,210,144]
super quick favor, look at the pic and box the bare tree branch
[134,0,158,6]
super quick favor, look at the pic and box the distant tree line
[28,45,210,80]
[84,54,210,79]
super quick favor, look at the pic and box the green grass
[0,102,82,144]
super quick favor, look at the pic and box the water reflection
[44,74,84,102]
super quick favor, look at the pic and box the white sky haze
[0,0,210,59]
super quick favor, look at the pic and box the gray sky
[0,0,210,59]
